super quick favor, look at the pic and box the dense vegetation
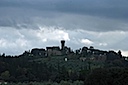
[85,67,128,85]
[0,47,128,85]
[7,80,84,85]
[0,54,91,83]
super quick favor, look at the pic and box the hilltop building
[31,48,46,57]
[79,46,107,62]
[21,40,71,57]
[46,46,62,56]
[46,40,71,56]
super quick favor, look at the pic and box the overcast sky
[0,0,128,56]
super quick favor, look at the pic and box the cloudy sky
[0,0,128,56]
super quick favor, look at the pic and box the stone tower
[61,40,65,50]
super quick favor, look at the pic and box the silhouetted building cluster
[22,40,71,58]
[76,46,124,62]
[19,40,125,62]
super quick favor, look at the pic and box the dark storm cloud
[0,0,128,31]
[1,0,128,19]
[56,0,128,19]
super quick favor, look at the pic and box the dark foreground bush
[85,67,128,85]
[7,80,84,85]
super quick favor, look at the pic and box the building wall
[47,49,62,56]
[52,50,62,56]
[31,48,46,57]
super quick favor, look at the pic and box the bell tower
[61,40,65,50]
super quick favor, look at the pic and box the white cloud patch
[0,38,7,47]
[122,51,128,57]
[99,43,107,46]
[0,38,29,55]
[81,39,93,45]
[37,26,70,42]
